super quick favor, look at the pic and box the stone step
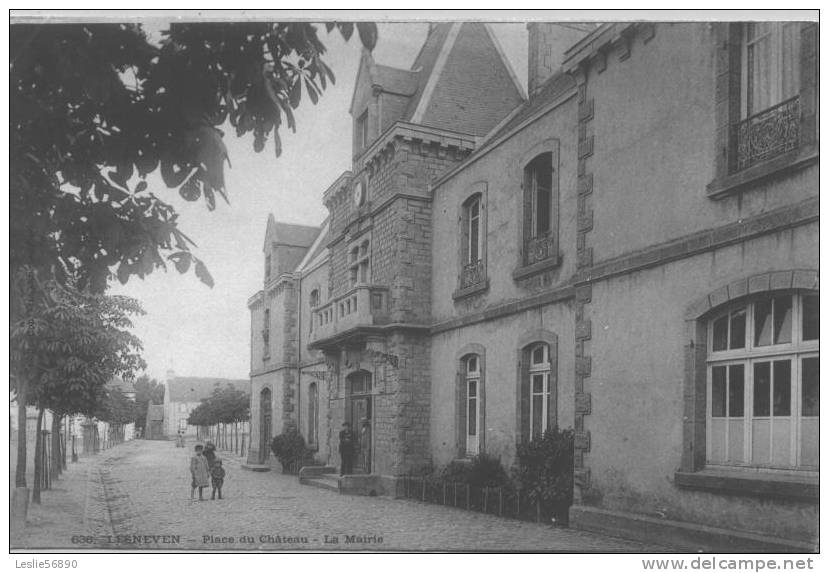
[301,474,340,493]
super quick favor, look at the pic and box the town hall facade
[247,22,818,550]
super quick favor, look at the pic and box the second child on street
[203,442,217,469]
[210,459,226,500]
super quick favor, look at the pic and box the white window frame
[465,355,481,457]
[528,343,551,440]
[706,293,818,471]
[465,196,482,265]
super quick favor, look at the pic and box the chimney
[527,23,594,96]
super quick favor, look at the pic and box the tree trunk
[32,408,44,504]
[51,414,62,479]
[15,384,29,488]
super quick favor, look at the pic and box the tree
[187,384,249,447]
[10,267,145,497]
[133,375,164,435]
[11,21,378,294]
[95,388,138,444]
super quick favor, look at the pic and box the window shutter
[548,338,559,430]
[456,369,466,458]
[519,353,530,443]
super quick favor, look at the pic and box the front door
[349,396,371,473]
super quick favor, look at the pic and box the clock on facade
[353,181,366,206]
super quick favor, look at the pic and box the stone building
[247,21,818,549]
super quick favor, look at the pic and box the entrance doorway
[346,370,372,474]
[259,387,272,464]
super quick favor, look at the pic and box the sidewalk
[10,450,103,550]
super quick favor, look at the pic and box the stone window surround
[707,22,818,199]
[455,343,486,459]
[307,382,319,450]
[453,182,489,301]
[676,269,819,501]
[347,231,372,287]
[513,139,561,281]
[516,330,559,444]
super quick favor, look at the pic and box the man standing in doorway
[339,422,355,476]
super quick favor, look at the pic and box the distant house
[163,372,248,437]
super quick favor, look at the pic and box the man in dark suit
[338,422,355,476]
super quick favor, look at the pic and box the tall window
[528,343,551,440]
[262,308,270,359]
[460,194,485,290]
[742,22,801,118]
[464,355,481,456]
[349,239,370,287]
[731,22,806,173]
[522,151,558,266]
[310,289,320,308]
[707,293,818,469]
[307,383,319,447]
[265,253,272,281]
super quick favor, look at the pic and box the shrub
[439,453,511,487]
[270,429,310,472]
[513,427,574,524]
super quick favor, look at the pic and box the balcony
[734,96,800,172]
[525,231,557,266]
[309,285,390,348]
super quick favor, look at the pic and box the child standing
[190,444,210,501]
[210,459,226,500]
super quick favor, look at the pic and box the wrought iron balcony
[735,96,801,172]
[525,231,557,266]
[460,259,485,290]
[310,285,390,346]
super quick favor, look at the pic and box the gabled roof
[296,218,330,273]
[405,22,456,121]
[166,377,249,403]
[263,215,321,251]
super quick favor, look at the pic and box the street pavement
[33,439,671,552]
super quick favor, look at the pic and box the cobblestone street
[15,439,670,552]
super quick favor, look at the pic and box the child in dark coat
[210,459,226,500]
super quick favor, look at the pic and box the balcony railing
[310,285,390,344]
[525,231,557,266]
[460,259,485,290]
[735,96,801,172]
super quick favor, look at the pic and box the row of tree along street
[187,385,251,456]
[10,19,378,526]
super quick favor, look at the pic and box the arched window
[707,292,818,469]
[463,354,481,456]
[310,289,320,308]
[307,383,319,447]
[518,334,557,443]
[521,149,559,267]
[528,343,551,440]
[458,193,486,291]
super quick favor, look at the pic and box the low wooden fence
[399,475,568,525]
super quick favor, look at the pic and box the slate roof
[403,22,454,121]
[166,377,249,403]
[264,216,321,249]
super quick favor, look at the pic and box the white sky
[109,22,529,381]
